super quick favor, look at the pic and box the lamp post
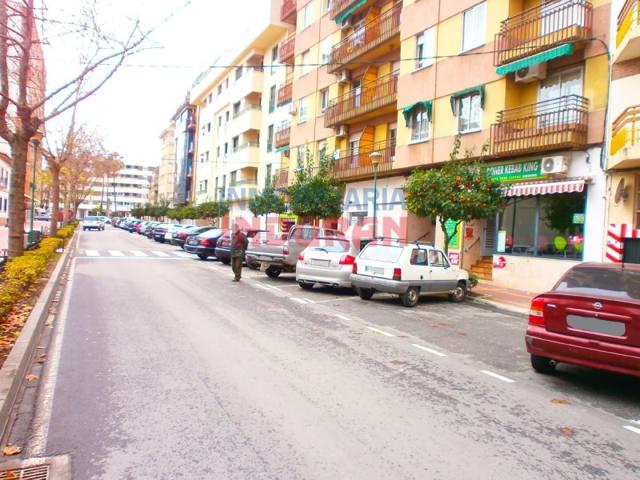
[369,150,382,240]
[29,139,39,244]
[112,182,117,217]
[217,187,224,228]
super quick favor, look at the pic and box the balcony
[325,74,398,128]
[331,140,395,181]
[490,95,589,157]
[280,34,295,65]
[330,0,367,22]
[232,69,264,101]
[281,0,297,24]
[274,168,289,189]
[229,142,261,169]
[610,105,640,169]
[328,4,401,73]
[615,0,640,63]
[277,81,293,106]
[230,105,262,137]
[275,124,291,149]
[494,0,593,67]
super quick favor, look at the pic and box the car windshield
[202,229,222,238]
[359,245,403,263]
[85,216,98,221]
[554,266,640,300]
[309,238,350,253]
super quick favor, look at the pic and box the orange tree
[249,184,286,217]
[404,137,505,254]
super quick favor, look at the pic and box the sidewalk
[469,281,538,316]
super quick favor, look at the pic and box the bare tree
[0,0,148,257]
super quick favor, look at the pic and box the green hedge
[0,225,76,319]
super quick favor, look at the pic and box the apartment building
[607,0,640,263]
[273,0,610,291]
[190,1,289,227]
[158,123,177,206]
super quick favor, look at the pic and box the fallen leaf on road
[24,374,39,382]
[3,470,18,479]
[560,427,574,437]
[551,398,570,405]
[2,445,22,456]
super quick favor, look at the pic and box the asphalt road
[25,227,640,479]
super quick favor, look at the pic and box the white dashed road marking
[172,251,192,258]
[335,314,352,322]
[367,327,394,337]
[624,425,640,435]
[131,250,147,257]
[291,298,309,305]
[480,370,515,383]
[108,250,124,257]
[254,284,272,291]
[85,250,99,257]
[152,251,170,257]
[412,343,447,357]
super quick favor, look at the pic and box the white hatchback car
[351,241,470,307]
[296,237,358,290]
[82,216,104,231]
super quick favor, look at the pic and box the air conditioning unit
[336,125,348,137]
[542,156,569,175]
[337,70,351,84]
[514,63,547,83]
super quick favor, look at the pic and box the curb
[0,232,77,441]
[468,294,529,318]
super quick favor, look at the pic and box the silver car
[295,237,357,290]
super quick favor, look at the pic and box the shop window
[497,192,585,259]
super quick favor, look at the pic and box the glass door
[538,67,583,127]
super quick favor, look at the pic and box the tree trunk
[49,162,61,236]
[8,138,29,257]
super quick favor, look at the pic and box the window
[203,179,208,192]
[296,146,305,169]
[224,143,228,156]
[410,249,428,266]
[555,266,640,300]
[233,101,241,117]
[455,92,482,133]
[321,37,332,65]
[265,164,272,187]
[497,192,586,259]
[225,78,229,89]
[352,79,362,108]
[269,85,276,112]
[324,0,333,13]
[428,250,448,267]
[225,111,230,123]
[207,122,211,132]
[301,50,311,76]
[318,141,327,160]
[216,147,220,159]
[208,93,213,103]
[415,27,435,69]
[462,2,486,52]
[217,85,222,96]
[538,68,583,126]
[319,88,329,113]
[267,124,274,152]
[298,96,308,123]
[302,2,313,29]
[271,45,279,74]
[409,106,430,142]
[235,66,243,80]
[232,136,239,151]
[218,115,222,127]
[230,171,237,186]
[205,151,210,162]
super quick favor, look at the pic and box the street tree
[60,143,102,218]
[404,136,505,254]
[0,0,148,257]
[249,184,286,217]
[288,151,342,222]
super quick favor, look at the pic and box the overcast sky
[44,0,262,166]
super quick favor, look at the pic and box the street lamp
[112,182,117,217]
[370,150,382,240]
[29,139,39,244]
[217,187,224,228]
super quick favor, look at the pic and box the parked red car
[526,262,640,378]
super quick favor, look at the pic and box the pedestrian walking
[231,227,248,282]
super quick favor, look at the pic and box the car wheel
[400,287,420,308]
[197,254,208,260]
[530,354,556,374]
[357,287,374,300]
[448,282,467,303]
[298,281,314,290]
[266,266,281,278]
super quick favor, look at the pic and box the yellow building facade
[158,123,177,206]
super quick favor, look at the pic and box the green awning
[336,0,367,25]
[496,43,575,76]
[402,101,433,126]
[275,145,290,153]
[450,85,485,114]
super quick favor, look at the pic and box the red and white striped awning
[505,178,589,197]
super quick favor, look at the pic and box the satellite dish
[614,178,629,204]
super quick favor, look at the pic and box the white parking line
[85,250,99,257]
[480,370,515,383]
[335,314,352,322]
[303,298,315,304]
[254,284,272,291]
[412,343,447,357]
[108,250,124,257]
[262,283,282,292]
[367,327,394,337]
[130,250,147,257]
[291,298,309,305]
[152,251,170,257]
[624,425,640,435]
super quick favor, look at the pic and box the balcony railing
[280,34,295,65]
[232,104,261,119]
[331,140,395,180]
[277,81,293,106]
[325,74,398,128]
[275,125,291,148]
[490,95,589,156]
[274,168,289,189]
[494,0,593,66]
[232,141,260,154]
[330,0,364,21]
[611,105,640,156]
[230,178,258,187]
[617,0,639,47]
[281,0,297,23]
[328,4,401,73]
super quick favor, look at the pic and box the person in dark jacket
[230,228,248,281]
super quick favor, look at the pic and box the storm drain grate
[0,464,49,480]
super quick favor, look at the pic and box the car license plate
[310,259,330,267]
[566,315,625,336]
[257,256,272,261]
[365,266,384,275]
